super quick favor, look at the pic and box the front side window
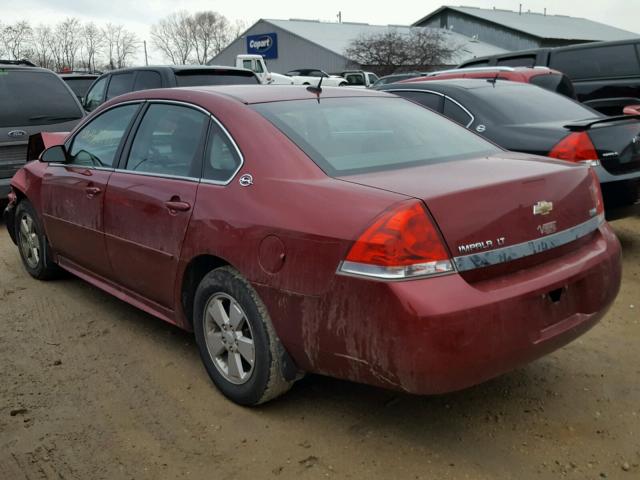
[253,97,500,176]
[133,71,162,91]
[202,123,242,183]
[125,104,208,177]
[367,73,379,84]
[84,76,108,112]
[68,104,139,167]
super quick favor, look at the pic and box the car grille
[0,144,27,179]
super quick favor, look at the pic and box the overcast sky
[3,0,638,64]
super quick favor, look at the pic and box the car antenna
[306,75,323,102]
[486,73,499,87]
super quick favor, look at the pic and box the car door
[103,102,209,308]
[41,103,141,278]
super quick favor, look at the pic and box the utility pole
[337,11,342,23]
[143,40,149,66]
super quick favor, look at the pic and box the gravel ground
[0,216,639,480]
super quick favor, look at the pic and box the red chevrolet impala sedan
[3,85,621,405]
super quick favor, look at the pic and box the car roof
[0,64,55,73]
[103,65,254,74]
[118,84,393,105]
[381,78,534,94]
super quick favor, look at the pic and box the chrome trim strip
[453,214,604,272]
[112,168,200,183]
[48,163,114,172]
[386,88,475,128]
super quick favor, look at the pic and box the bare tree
[345,28,462,75]
[31,25,54,69]
[188,11,230,64]
[80,22,103,71]
[54,17,82,70]
[2,21,33,60]
[102,23,138,69]
[151,11,193,64]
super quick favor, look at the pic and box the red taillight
[588,167,605,219]
[548,132,598,163]
[339,201,453,279]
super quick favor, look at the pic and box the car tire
[193,266,293,405]
[14,199,60,280]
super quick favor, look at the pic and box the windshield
[175,71,259,86]
[63,77,97,97]
[253,97,500,176]
[0,69,83,127]
[472,83,598,124]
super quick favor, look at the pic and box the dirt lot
[0,216,639,480]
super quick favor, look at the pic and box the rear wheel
[15,200,60,280]
[193,266,293,405]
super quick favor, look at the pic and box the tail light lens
[548,132,598,163]
[588,167,605,222]
[338,201,454,280]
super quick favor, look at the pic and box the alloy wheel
[204,293,256,385]
[18,213,40,269]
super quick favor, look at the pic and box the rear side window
[253,97,500,176]
[202,123,242,183]
[175,71,259,86]
[443,99,473,127]
[125,104,208,177]
[345,73,365,86]
[107,73,135,100]
[133,71,162,91]
[0,70,83,127]
[529,73,576,99]
[392,90,443,112]
[68,104,139,167]
[549,44,640,79]
[496,56,536,67]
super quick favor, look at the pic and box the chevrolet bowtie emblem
[533,201,553,216]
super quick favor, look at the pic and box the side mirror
[40,145,68,163]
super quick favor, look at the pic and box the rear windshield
[252,97,500,176]
[175,70,259,87]
[471,83,598,124]
[529,73,576,99]
[0,69,83,127]
[63,77,96,97]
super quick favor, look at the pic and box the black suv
[458,39,640,116]
[83,65,260,112]
[0,61,84,200]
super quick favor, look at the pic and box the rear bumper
[274,223,621,395]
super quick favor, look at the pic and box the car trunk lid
[340,153,599,273]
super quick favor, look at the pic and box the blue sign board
[246,33,278,59]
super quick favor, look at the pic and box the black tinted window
[461,60,490,67]
[84,76,108,112]
[392,90,443,112]
[203,123,242,182]
[529,73,576,98]
[443,99,473,126]
[106,73,134,100]
[134,71,162,91]
[69,104,139,167]
[125,104,207,177]
[472,83,598,124]
[0,70,82,127]
[496,56,536,67]
[549,44,640,79]
[63,78,97,98]
[175,71,258,86]
[253,97,499,176]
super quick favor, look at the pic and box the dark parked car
[378,79,640,216]
[83,65,260,112]
[59,72,100,101]
[457,39,640,115]
[4,85,620,405]
[402,66,576,99]
[0,61,84,201]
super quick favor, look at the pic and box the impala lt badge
[458,237,506,254]
[533,200,553,216]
